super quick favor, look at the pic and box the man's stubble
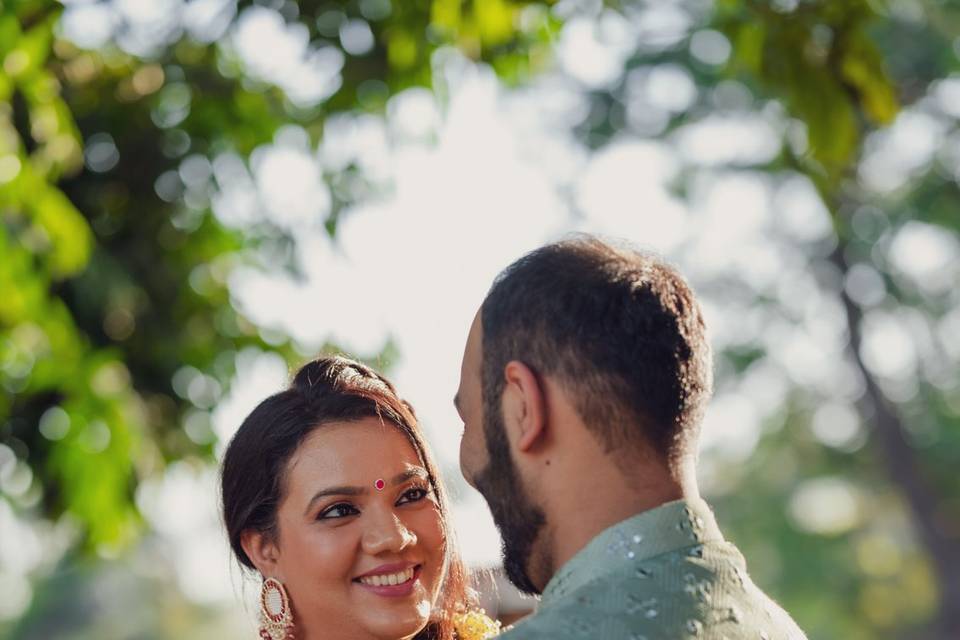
[472,401,549,595]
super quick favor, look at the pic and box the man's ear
[501,360,546,452]
[241,529,281,578]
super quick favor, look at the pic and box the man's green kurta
[500,499,807,639]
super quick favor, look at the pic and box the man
[455,235,807,639]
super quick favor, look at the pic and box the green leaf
[431,0,461,35]
[387,28,419,70]
[0,15,22,59]
[15,162,93,277]
[733,21,765,74]
[475,0,516,48]
[840,28,899,125]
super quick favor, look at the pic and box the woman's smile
[354,563,424,597]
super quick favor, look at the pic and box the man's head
[456,235,713,593]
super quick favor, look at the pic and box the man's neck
[540,458,700,589]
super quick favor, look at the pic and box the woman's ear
[501,360,546,453]
[241,529,281,577]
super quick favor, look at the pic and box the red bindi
[374,478,385,491]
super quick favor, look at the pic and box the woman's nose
[362,510,417,555]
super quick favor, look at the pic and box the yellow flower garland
[452,610,502,640]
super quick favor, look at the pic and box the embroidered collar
[540,498,725,605]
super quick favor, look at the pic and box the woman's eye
[318,503,359,520]
[397,487,429,505]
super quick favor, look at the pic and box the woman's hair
[221,354,472,640]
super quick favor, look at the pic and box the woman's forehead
[286,418,424,487]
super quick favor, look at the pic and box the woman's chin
[361,602,432,639]
[349,577,436,638]
[363,618,429,639]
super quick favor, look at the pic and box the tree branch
[828,241,960,640]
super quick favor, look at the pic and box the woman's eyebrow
[303,468,429,515]
[304,485,365,516]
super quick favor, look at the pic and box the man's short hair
[481,235,713,465]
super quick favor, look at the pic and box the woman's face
[268,418,447,640]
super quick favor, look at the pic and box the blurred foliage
[624,1,956,638]
[0,0,556,559]
[8,553,253,639]
[716,3,960,638]
[574,0,960,637]
[718,0,899,182]
[2,0,960,639]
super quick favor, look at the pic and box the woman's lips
[354,565,422,598]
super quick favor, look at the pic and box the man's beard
[472,403,547,595]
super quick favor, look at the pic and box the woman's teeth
[359,567,415,587]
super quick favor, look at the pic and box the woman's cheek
[291,524,360,618]
[290,523,356,590]
[416,506,447,589]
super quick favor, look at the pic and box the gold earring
[259,577,294,640]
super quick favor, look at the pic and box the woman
[221,355,500,640]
